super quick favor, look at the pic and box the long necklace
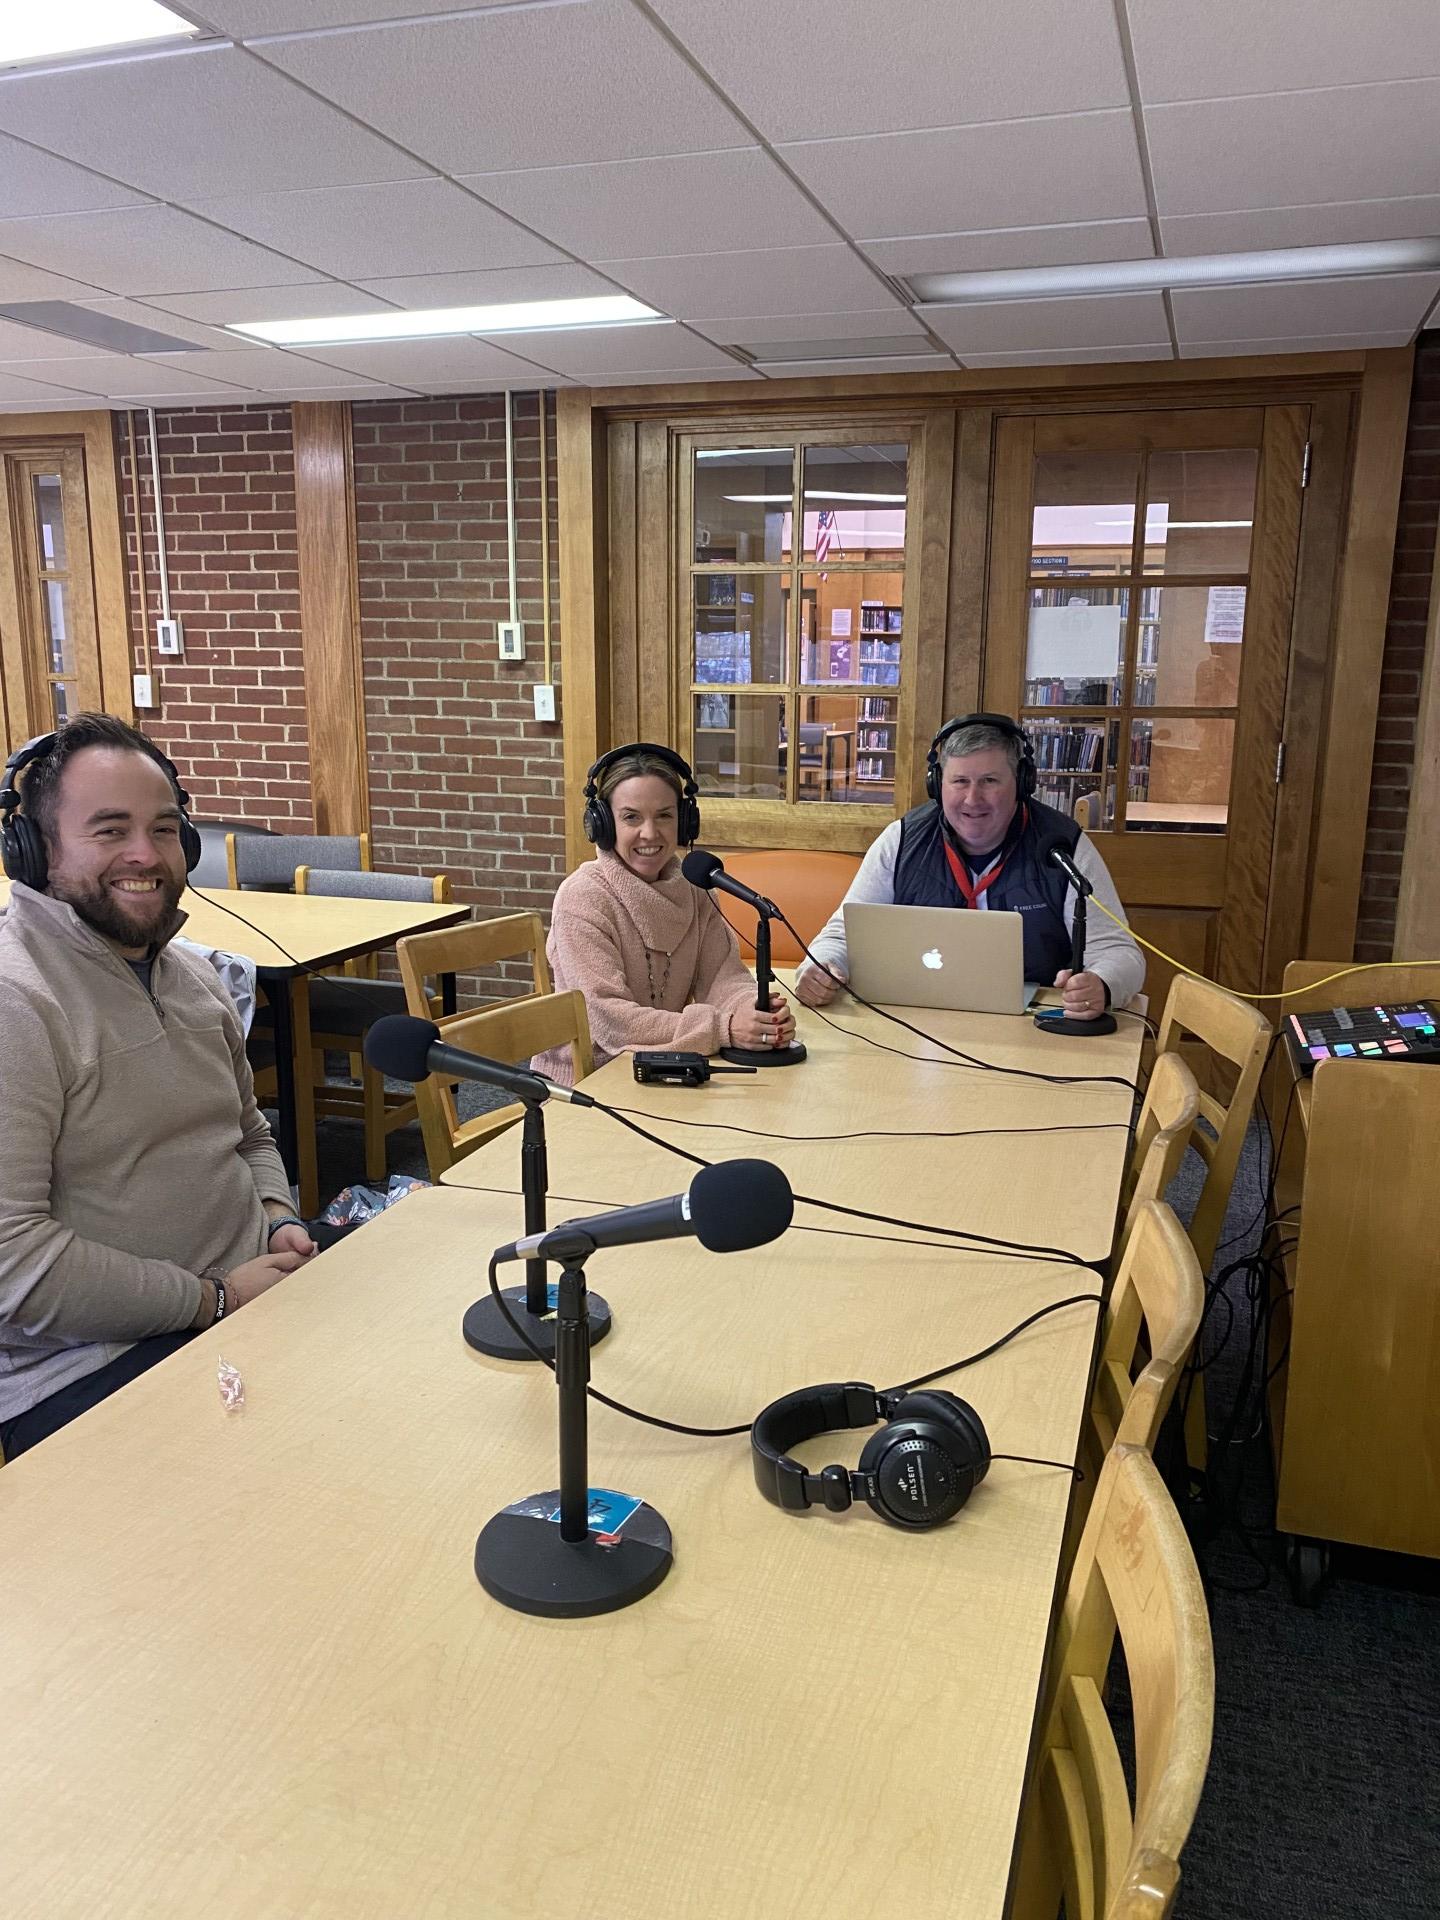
[644,947,673,1006]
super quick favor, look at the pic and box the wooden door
[985,406,1307,1012]
[0,443,104,742]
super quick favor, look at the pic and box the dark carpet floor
[280,1077,1440,1920]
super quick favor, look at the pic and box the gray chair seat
[307,973,408,1037]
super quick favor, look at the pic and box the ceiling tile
[779,114,1148,239]
[0,206,328,297]
[754,356,956,376]
[282,335,555,384]
[0,316,118,360]
[1171,273,1439,345]
[959,344,1175,366]
[190,179,565,282]
[864,219,1156,277]
[257,0,751,172]
[464,150,833,261]
[570,367,764,387]
[353,263,617,308]
[141,284,394,325]
[257,382,424,398]
[0,134,153,220]
[0,255,110,301]
[201,0,512,30]
[0,45,428,200]
[596,245,900,320]
[1161,196,1440,256]
[1179,333,1414,357]
[649,0,1128,140]
[142,346,389,388]
[70,298,252,351]
[487,323,742,377]
[0,357,257,398]
[1127,0,1440,103]
[692,309,926,346]
[918,292,1171,354]
[0,366,108,400]
[1147,79,1440,218]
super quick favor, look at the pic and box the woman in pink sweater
[533,744,796,1085]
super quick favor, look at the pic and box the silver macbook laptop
[844,903,1041,1015]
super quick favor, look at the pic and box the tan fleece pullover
[0,881,292,1422]
[532,851,760,1085]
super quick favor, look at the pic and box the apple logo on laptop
[921,947,944,970]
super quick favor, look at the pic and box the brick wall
[1356,334,1439,961]
[117,405,311,825]
[352,393,565,944]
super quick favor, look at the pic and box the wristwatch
[266,1213,308,1241]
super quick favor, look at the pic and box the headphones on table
[925,712,1037,807]
[751,1381,991,1530]
[583,742,702,852]
[1,731,203,891]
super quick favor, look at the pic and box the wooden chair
[1117,1052,1200,1260]
[1016,1447,1215,1920]
[294,865,454,1183]
[711,849,861,965]
[1152,977,1271,1467]
[395,914,556,1179]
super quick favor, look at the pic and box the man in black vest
[796,713,1144,1017]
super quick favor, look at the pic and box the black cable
[604,1103,1133,1146]
[484,1253,1101,1450]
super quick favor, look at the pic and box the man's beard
[51,873,186,952]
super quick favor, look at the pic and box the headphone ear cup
[2,812,47,889]
[583,793,614,852]
[180,816,202,875]
[681,787,701,846]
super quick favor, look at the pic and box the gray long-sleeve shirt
[797,819,1146,1008]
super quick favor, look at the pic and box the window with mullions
[1023,446,1257,832]
[687,438,910,809]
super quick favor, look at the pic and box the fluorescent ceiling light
[806,490,906,502]
[696,448,790,459]
[724,492,905,504]
[0,1,197,67]
[1097,518,1253,529]
[229,295,667,346]
[907,237,1440,305]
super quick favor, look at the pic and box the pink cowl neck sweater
[532,851,759,1086]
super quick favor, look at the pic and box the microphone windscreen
[363,1014,440,1082]
[681,847,724,889]
[689,1158,794,1253]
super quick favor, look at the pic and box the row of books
[859,729,894,752]
[859,695,897,721]
[1025,678,1116,705]
[1033,726,1106,773]
[859,607,904,634]
[860,663,901,685]
[856,758,891,782]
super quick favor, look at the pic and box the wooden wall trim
[1306,346,1415,958]
[1393,511,1440,956]
[556,388,607,870]
[85,417,134,727]
[293,401,368,836]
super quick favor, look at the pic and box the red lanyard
[941,807,1026,908]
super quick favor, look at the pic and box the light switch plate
[155,617,184,656]
[497,619,525,661]
[532,683,556,722]
[132,672,155,709]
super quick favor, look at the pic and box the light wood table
[445,989,1144,1262]
[2,876,470,1214]
[0,998,1142,1919]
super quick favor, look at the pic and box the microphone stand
[462,1097,613,1361]
[720,909,807,1069]
[474,1254,673,1617]
[1034,874,1116,1038]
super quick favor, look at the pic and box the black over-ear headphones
[751,1381,991,1530]
[1,731,203,891]
[926,712,1037,807]
[583,742,702,852]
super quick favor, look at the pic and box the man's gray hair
[937,721,1021,773]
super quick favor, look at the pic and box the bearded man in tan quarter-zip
[0,715,314,1460]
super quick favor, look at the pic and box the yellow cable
[1087,892,1440,1005]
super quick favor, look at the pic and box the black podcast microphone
[1046,842,1093,899]
[681,848,781,921]
[495,1158,794,1265]
[364,1014,597,1108]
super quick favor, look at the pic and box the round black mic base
[462,1287,613,1361]
[1033,1009,1118,1037]
[719,1041,808,1069]
[475,1496,673,1617]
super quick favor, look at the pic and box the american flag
[815,507,835,565]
